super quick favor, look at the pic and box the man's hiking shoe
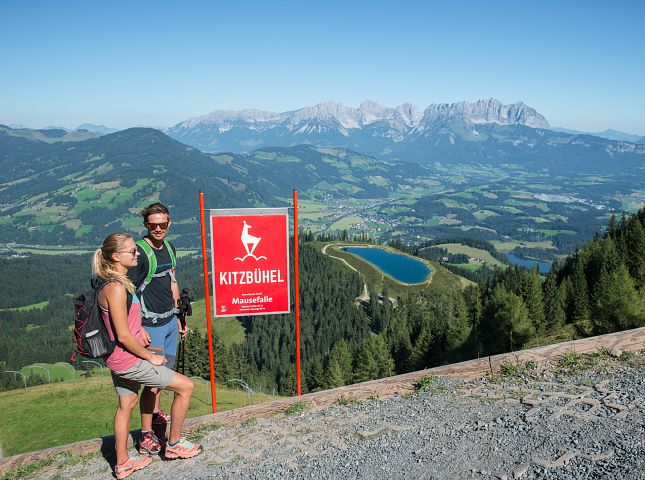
[138,431,163,455]
[164,437,202,459]
[114,457,152,479]
[152,409,171,425]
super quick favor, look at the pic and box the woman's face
[114,237,139,268]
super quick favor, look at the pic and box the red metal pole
[199,191,217,412]
[293,189,301,396]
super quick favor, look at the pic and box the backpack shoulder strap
[164,239,176,269]
[136,239,157,291]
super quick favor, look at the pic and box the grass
[285,401,309,415]
[434,243,505,268]
[0,376,279,456]
[20,362,86,382]
[414,375,437,392]
[536,229,577,236]
[330,215,364,230]
[498,360,539,379]
[556,350,583,372]
[490,239,555,252]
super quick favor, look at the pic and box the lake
[506,252,552,274]
[342,247,431,284]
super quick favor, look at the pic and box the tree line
[2,208,644,393]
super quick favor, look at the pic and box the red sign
[210,208,290,317]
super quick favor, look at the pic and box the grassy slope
[434,243,506,268]
[0,376,277,456]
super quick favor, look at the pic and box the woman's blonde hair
[92,233,135,293]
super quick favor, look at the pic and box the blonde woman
[93,233,202,479]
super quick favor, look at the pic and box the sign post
[199,191,217,412]
[293,190,301,395]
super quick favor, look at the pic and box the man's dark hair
[141,202,170,220]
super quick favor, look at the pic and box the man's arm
[170,244,187,335]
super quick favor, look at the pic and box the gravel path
[24,350,645,480]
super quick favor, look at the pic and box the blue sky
[1,1,644,134]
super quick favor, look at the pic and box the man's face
[145,213,171,242]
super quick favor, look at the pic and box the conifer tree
[568,256,591,332]
[623,218,645,290]
[325,358,345,388]
[593,264,645,333]
[410,327,433,370]
[328,340,353,385]
[521,267,545,334]
[353,340,379,383]
[543,270,565,332]
[306,357,325,391]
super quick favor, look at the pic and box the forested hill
[464,208,645,358]
[0,126,431,246]
[1,210,644,393]
[0,128,263,246]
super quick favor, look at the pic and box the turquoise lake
[343,247,431,284]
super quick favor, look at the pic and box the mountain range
[164,99,645,166]
[552,127,645,144]
[2,114,644,246]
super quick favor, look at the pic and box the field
[1,244,197,257]
[0,375,278,456]
[434,243,505,268]
[0,301,49,312]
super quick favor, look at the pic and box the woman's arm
[102,283,166,366]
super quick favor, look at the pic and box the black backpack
[72,279,131,360]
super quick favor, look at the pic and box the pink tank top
[100,292,146,372]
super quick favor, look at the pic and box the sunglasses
[146,221,169,230]
[119,247,138,257]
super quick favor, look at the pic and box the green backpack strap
[164,239,176,269]
[136,239,157,292]
[135,239,176,293]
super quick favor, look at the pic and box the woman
[93,233,201,479]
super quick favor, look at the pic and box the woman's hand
[147,353,167,366]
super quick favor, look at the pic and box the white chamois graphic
[234,220,267,261]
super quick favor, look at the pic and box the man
[127,202,188,455]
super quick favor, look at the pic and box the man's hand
[178,316,189,337]
[143,329,152,347]
[148,353,167,366]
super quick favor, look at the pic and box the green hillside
[1,125,642,261]
[0,375,278,456]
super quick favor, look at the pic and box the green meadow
[0,374,278,456]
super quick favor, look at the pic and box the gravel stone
[20,351,645,479]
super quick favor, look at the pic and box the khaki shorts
[111,360,175,396]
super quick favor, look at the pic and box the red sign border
[209,207,290,318]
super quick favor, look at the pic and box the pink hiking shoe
[164,437,202,459]
[114,456,152,479]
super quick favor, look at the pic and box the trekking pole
[179,335,186,375]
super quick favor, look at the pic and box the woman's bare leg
[114,393,138,465]
[163,374,195,444]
